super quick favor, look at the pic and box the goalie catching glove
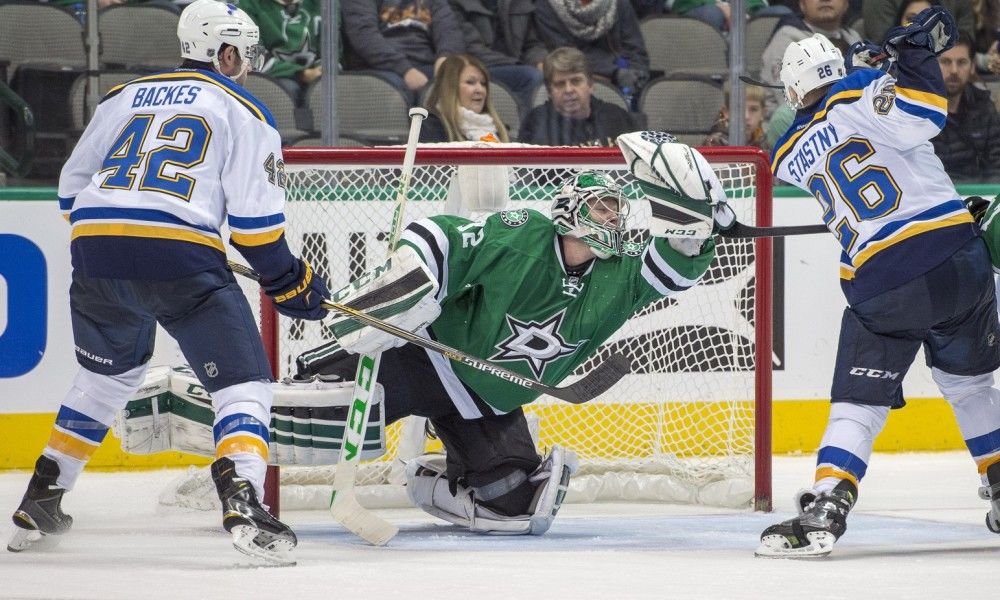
[261,258,330,320]
[328,245,441,355]
[616,131,734,256]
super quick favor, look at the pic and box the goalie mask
[551,171,629,259]
[178,0,265,81]
[779,33,846,108]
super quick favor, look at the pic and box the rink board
[2,188,998,469]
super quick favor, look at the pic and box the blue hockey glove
[261,258,330,321]
[848,41,892,73]
[883,6,957,57]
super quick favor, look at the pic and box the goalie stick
[325,107,429,545]
[229,260,631,405]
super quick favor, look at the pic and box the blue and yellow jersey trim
[894,85,947,128]
[227,213,286,247]
[771,69,885,174]
[838,200,973,280]
[69,206,226,253]
[102,69,277,129]
[59,196,74,222]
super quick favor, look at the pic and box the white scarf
[457,106,499,141]
[547,0,618,42]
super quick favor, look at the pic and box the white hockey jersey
[771,54,975,304]
[58,69,295,280]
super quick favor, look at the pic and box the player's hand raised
[883,5,957,58]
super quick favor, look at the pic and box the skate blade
[230,525,296,567]
[7,527,62,553]
[754,531,836,559]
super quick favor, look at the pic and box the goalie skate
[755,480,856,559]
[211,458,297,566]
[979,462,1000,534]
[8,456,73,553]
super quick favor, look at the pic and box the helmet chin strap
[212,53,250,82]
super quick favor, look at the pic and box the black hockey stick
[738,74,784,89]
[720,221,828,238]
[230,260,630,404]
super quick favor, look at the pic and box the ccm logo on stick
[0,235,47,377]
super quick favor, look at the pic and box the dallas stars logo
[490,309,584,378]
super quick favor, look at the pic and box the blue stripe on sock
[817,446,868,480]
[966,427,1000,458]
[213,413,268,444]
[55,405,109,443]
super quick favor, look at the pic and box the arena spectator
[702,82,770,153]
[518,47,637,147]
[420,54,511,142]
[630,0,665,18]
[238,0,322,103]
[670,1,792,33]
[863,0,974,44]
[971,0,1000,72]
[448,0,546,111]
[759,0,862,116]
[341,0,466,104]
[533,0,650,104]
[931,34,1000,181]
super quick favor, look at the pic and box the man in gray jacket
[449,0,548,110]
[342,0,466,104]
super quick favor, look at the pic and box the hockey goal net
[249,144,772,512]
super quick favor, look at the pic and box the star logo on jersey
[490,310,584,379]
[500,208,529,227]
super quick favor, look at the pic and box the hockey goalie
[295,132,737,535]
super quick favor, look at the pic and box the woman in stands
[420,54,510,143]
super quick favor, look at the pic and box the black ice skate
[8,456,73,552]
[979,461,1000,533]
[755,479,857,558]
[211,457,297,566]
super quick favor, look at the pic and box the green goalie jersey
[981,195,1000,271]
[397,208,715,417]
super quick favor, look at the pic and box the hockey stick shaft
[229,260,628,405]
[719,221,828,238]
[330,107,428,544]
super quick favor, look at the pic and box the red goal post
[259,145,773,513]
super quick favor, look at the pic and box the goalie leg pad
[329,245,442,355]
[405,446,577,535]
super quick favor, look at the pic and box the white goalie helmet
[551,170,629,259]
[779,33,846,108]
[177,0,265,79]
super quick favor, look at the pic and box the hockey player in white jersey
[756,7,1000,558]
[6,0,329,565]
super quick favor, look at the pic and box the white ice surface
[1,452,997,600]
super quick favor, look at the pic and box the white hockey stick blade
[230,524,297,567]
[754,531,836,559]
[330,463,399,546]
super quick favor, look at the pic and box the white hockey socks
[44,365,147,490]
[812,402,889,495]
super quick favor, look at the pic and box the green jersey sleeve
[981,196,1000,271]
[396,209,715,414]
